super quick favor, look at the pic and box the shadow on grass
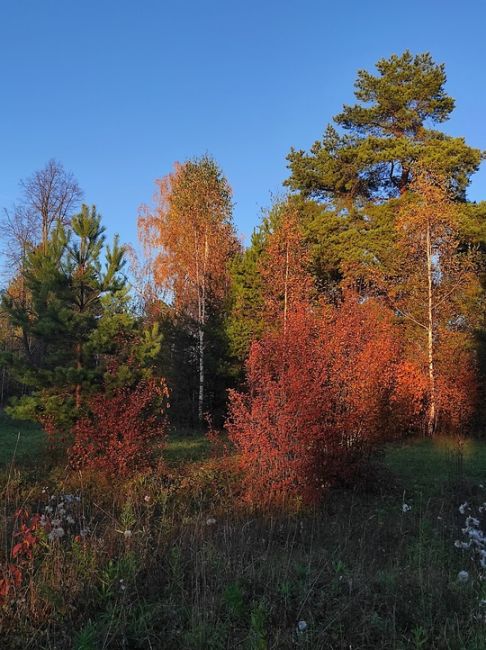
[0,410,46,468]
[164,429,211,465]
[384,435,486,497]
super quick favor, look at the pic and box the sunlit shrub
[226,296,401,505]
[70,378,169,477]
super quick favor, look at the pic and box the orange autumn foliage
[392,339,477,436]
[374,171,480,436]
[70,378,169,477]
[138,156,239,423]
[390,359,429,433]
[138,159,237,316]
[258,201,312,331]
[226,296,402,506]
[434,331,477,432]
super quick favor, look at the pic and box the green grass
[164,428,211,465]
[385,436,486,494]
[0,411,46,467]
[0,411,210,469]
[3,410,485,492]
[2,415,486,648]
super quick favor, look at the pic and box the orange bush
[435,331,477,433]
[70,378,169,477]
[391,331,477,435]
[226,296,401,505]
[391,359,429,433]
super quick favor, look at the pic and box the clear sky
[1,0,485,252]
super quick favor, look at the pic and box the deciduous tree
[139,155,239,423]
[227,196,313,364]
[1,159,83,274]
[259,199,312,331]
[375,172,480,435]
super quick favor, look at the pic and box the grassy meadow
[0,414,485,649]
[2,44,486,650]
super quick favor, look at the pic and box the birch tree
[377,172,480,435]
[138,156,238,424]
[258,199,311,333]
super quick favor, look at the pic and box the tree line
[1,51,485,500]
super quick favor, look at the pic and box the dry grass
[1,422,486,648]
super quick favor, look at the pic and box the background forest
[2,50,486,649]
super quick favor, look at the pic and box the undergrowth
[1,441,486,649]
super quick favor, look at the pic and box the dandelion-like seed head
[296,620,307,634]
[466,516,480,528]
[48,527,65,542]
[457,570,470,583]
[454,540,470,549]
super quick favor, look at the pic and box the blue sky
[1,1,485,252]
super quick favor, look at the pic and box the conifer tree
[1,205,160,433]
[285,52,485,295]
[287,51,482,202]
[227,224,266,364]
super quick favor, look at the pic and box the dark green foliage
[156,306,234,429]
[155,310,201,429]
[0,206,161,432]
[287,51,483,202]
[226,227,266,364]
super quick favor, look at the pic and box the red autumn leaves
[0,510,41,606]
[70,378,169,477]
[227,294,476,505]
[227,297,395,504]
[226,191,478,505]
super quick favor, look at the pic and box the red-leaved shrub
[391,331,477,436]
[226,296,401,505]
[70,377,169,477]
[435,330,477,433]
[390,359,429,433]
[0,509,41,606]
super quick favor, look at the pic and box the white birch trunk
[426,217,436,437]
